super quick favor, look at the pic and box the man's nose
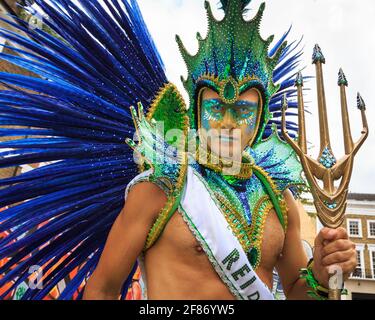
[221,109,236,130]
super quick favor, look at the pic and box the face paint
[234,100,257,126]
[201,98,258,126]
[202,99,225,123]
[199,87,262,158]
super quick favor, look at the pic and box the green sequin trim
[249,196,274,270]
[299,267,328,301]
[253,167,286,231]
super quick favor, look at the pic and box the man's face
[199,87,261,162]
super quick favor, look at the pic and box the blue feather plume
[0,0,166,300]
[267,27,308,139]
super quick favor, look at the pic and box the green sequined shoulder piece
[125,83,189,251]
[250,126,307,196]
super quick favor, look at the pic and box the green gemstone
[247,248,258,267]
[223,81,236,101]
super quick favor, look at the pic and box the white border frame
[347,218,363,238]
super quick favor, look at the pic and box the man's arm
[275,190,356,300]
[83,182,167,300]
[275,190,312,300]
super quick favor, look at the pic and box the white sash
[179,166,275,300]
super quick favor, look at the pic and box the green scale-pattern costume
[125,0,306,269]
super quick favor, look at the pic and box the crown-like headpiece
[176,0,287,142]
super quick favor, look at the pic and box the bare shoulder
[127,181,168,202]
[122,181,168,225]
[283,189,303,229]
[83,181,169,298]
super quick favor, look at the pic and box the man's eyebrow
[235,100,258,106]
[202,98,222,103]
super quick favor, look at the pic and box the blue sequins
[319,147,336,169]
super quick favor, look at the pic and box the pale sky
[137,0,375,194]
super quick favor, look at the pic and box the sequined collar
[193,144,254,180]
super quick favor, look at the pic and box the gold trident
[281,44,369,299]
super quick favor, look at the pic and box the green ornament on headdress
[176,0,287,144]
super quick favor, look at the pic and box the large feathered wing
[0,0,167,300]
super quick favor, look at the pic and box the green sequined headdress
[176,0,287,144]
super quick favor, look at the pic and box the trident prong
[353,93,369,154]
[282,45,369,230]
[338,68,354,154]
[313,44,332,158]
[295,72,308,154]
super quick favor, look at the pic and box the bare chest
[156,208,285,271]
[258,210,285,271]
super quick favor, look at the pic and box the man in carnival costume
[0,0,365,300]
